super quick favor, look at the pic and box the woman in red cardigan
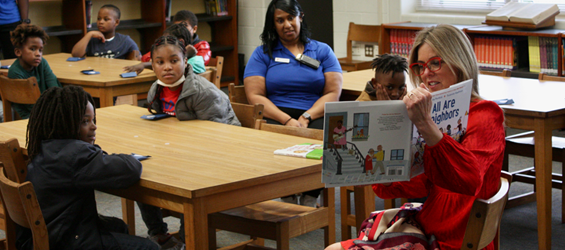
[326,24,505,250]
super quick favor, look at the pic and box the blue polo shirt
[244,39,341,111]
[0,0,20,25]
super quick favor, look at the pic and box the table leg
[354,185,375,231]
[323,187,336,247]
[534,118,552,250]
[99,88,114,107]
[183,200,208,250]
[121,198,135,235]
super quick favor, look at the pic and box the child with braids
[8,23,61,119]
[123,22,206,75]
[144,35,239,124]
[136,35,239,250]
[20,86,158,250]
[356,54,408,101]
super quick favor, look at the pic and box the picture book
[321,79,473,187]
[274,143,323,160]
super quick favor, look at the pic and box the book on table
[321,79,473,187]
[274,143,323,160]
[486,2,559,25]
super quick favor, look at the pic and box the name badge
[275,57,290,63]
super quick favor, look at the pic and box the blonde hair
[408,24,480,100]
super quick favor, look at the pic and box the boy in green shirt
[8,23,61,119]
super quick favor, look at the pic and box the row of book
[204,0,229,16]
[528,36,560,75]
[389,29,417,58]
[473,36,520,71]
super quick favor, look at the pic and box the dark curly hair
[10,23,49,48]
[371,54,408,78]
[173,10,198,28]
[260,0,311,59]
[101,4,121,19]
[26,86,96,160]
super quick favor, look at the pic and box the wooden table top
[342,69,565,118]
[0,53,156,87]
[0,105,323,199]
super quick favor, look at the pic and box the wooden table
[342,70,565,249]
[0,105,335,250]
[0,53,156,107]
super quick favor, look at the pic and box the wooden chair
[228,82,248,104]
[461,171,511,250]
[0,76,41,122]
[0,167,48,250]
[479,69,511,77]
[338,22,381,72]
[231,102,264,129]
[502,72,565,222]
[206,56,224,89]
[208,122,335,250]
[0,138,32,250]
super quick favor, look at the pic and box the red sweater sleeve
[195,40,212,66]
[424,100,505,196]
[373,100,505,199]
[141,52,151,63]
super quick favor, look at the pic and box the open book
[274,143,323,160]
[486,2,559,25]
[321,79,473,187]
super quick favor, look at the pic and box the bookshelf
[29,0,239,86]
[380,22,565,77]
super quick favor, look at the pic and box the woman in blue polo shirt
[244,0,342,131]
[243,0,342,207]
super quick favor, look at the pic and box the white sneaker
[160,236,185,250]
[301,195,319,207]
[148,234,185,250]
[281,195,298,204]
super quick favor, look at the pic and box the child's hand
[123,64,145,74]
[185,44,197,58]
[88,31,106,43]
[375,83,391,100]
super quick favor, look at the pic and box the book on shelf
[486,2,559,25]
[165,0,172,22]
[321,79,473,187]
[204,0,228,16]
[85,1,93,29]
[274,143,323,160]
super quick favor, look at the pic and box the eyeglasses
[409,57,443,76]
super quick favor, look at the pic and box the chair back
[0,76,41,122]
[480,69,511,77]
[461,171,511,250]
[0,168,48,250]
[346,22,381,61]
[259,120,323,141]
[206,56,224,89]
[231,102,264,129]
[0,138,29,184]
[539,73,565,81]
[228,83,248,104]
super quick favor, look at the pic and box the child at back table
[71,4,140,60]
[8,23,61,119]
[20,86,158,250]
[123,22,206,75]
[356,54,408,101]
[141,10,212,65]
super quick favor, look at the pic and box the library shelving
[30,0,239,86]
[380,22,565,77]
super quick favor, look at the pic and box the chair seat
[209,200,330,249]
[338,58,373,72]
